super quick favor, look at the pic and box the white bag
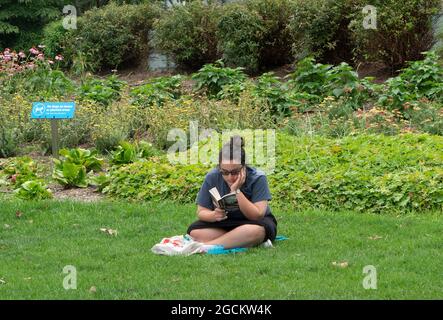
[151,235,205,256]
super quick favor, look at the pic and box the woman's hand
[230,167,246,192]
[213,208,228,222]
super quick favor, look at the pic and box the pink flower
[27,63,35,70]
[18,51,26,58]
[37,53,44,60]
[29,47,39,55]
[48,60,54,64]
[55,54,64,61]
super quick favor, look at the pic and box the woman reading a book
[187,135,277,250]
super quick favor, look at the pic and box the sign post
[31,102,76,159]
[50,119,59,158]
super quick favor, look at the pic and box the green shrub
[130,75,183,108]
[271,133,443,213]
[287,0,355,63]
[78,75,127,106]
[287,57,377,110]
[253,72,294,117]
[103,161,211,201]
[102,132,443,213]
[42,20,69,60]
[215,0,298,73]
[192,60,247,98]
[349,0,441,70]
[217,0,295,73]
[378,51,443,111]
[152,0,222,68]
[287,56,332,97]
[67,2,161,71]
[217,3,265,73]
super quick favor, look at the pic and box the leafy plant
[0,46,72,98]
[53,148,103,188]
[58,148,104,172]
[192,60,247,98]
[130,75,183,108]
[14,180,52,200]
[111,140,163,166]
[287,57,376,110]
[253,72,294,117]
[110,141,137,166]
[53,160,88,188]
[88,172,111,192]
[137,141,162,159]
[0,156,38,188]
[287,57,332,97]
[78,75,126,106]
[217,3,265,73]
[378,51,443,111]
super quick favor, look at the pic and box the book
[208,187,239,211]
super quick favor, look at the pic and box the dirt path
[48,184,106,202]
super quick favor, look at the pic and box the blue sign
[31,102,75,119]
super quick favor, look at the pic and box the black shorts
[187,213,278,243]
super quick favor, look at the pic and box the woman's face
[219,161,244,187]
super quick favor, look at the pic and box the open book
[209,187,239,211]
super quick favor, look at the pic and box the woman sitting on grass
[187,135,277,250]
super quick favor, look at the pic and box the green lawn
[0,199,442,299]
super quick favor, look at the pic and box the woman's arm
[236,195,267,221]
[230,167,269,221]
[197,205,227,222]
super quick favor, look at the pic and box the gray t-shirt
[195,166,272,220]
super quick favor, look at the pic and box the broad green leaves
[53,147,103,188]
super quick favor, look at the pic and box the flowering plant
[0,45,63,77]
[0,45,72,98]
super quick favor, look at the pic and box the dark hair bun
[219,135,246,165]
[230,135,245,148]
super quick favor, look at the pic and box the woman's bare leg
[189,228,227,243]
[204,224,266,249]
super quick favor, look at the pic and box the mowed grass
[0,199,442,299]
